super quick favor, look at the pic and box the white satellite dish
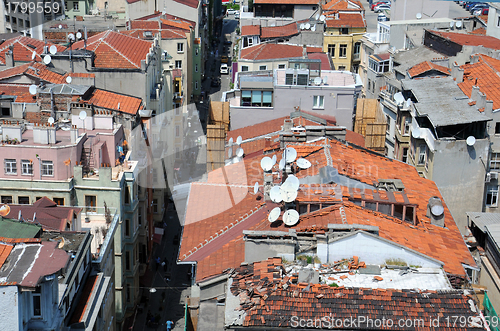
[393,92,405,105]
[233,156,243,163]
[49,45,57,55]
[466,136,476,146]
[66,76,72,84]
[43,55,51,65]
[236,136,242,145]
[268,207,281,223]
[283,209,299,226]
[270,186,283,203]
[236,148,244,157]
[315,13,320,20]
[28,84,37,95]
[229,137,234,145]
[285,147,297,163]
[76,32,82,39]
[228,146,233,158]
[300,23,305,30]
[281,187,298,203]
[411,128,420,139]
[311,25,316,32]
[271,154,277,166]
[296,158,311,169]
[31,51,36,60]
[305,23,310,29]
[58,24,63,29]
[456,21,462,28]
[431,205,444,216]
[47,117,54,124]
[79,110,87,120]
[279,158,286,170]
[320,15,326,21]
[254,182,259,194]
[405,99,412,108]
[416,13,422,19]
[225,159,232,166]
[68,33,75,41]
[314,77,322,85]
[285,175,300,190]
[261,156,273,171]
[449,21,454,28]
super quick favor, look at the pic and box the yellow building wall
[323,27,366,71]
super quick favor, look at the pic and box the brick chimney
[5,47,14,68]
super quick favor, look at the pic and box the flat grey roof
[239,75,273,83]
[467,212,500,232]
[393,46,446,75]
[485,223,500,249]
[401,76,491,127]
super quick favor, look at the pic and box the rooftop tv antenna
[283,209,299,226]
[268,207,281,223]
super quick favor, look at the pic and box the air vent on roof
[376,179,405,192]
[426,196,444,227]
[144,31,153,38]
[27,44,37,50]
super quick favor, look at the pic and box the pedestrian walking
[166,320,174,331]
[162,258,168,272]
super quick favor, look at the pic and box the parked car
[482,7,489,15]
[371,1,389,10]
[374,4,390,12]
[211,76,220,87]
[221,55,229,63]
[377,13,388,21]
[226,8,236,15]
[220,63,229,74]
[469,3,488,13]
[465,2,483,10]
[235,11,240,19]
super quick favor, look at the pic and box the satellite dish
[311,25,316,32]
[229,137,234,145]
[405,99,412,108]
[281,187,298,203]
[43,55,52,64]
[68,33,75,41]
[284,174,300,191]
[268,207,281,223]
[305,23,310,29]
[48,117,55,124]
[300,23,305,30]
[416,13,422,19]
[49,45,57,55]
[431,205,444,216]
[228,146,233,158]
[466,136,476,146]
[456,21,462,28]
[296,158,311,169]
[393,92,405,105]
[270,186,283,203]
[320,15,326,21]
[236,148,244,157]
[411,128,420,139]
[450,21,454,28]
[233,156,243,163]
[29,84,37,95]
[58,24,63,29]
[31,51,36,60]
[0,204,10,217]
[315,13,320,20]
[314,77,322,85]
[279,158,286,170]
[79,110,87,120]
[283,209,299,226]
[236,136,242,145]
[285,147,297,163]
[66,76,72,84]
[254,182,259,194]
[225,159,232,166]
[260,156,273,171]
[271,154,277,165]
[76,32,82,39]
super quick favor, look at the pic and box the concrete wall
[238,59,290,72]
[487,5,500,39]
[323,232,443,267]
[288,28,324,48]
[0,286,19,331]
[293,4,317,22]
[391,0,450,21]
[127,0,155,21]
[244,239,295,263]
[480,256,500,314]
[432,139,489,234]
[0,177,73,206]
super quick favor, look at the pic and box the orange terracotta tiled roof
[160,17,195,30]
[121,29,187,40]
[0,243,13,269]
[254,0,318,4]
[428,30,500,50]
[241,25,260,36]
[307,52,332,70]
[240,43,303,61]
[322,0,364,11]
[74,88,143,115]
[173,0,199,9]
[130,20,160,30]
[0,61,94,84]
[0,36,64,65]
[230,259,481,329]
[458,54,500,110]
[325,12,366,28]
[261,22,298,39]
[0,84,36,103]
[470,27,486,35]
[479,15,488,24]
[0,237,41,243]
[72,30,153,69]
[407,61,450,78]
[345,129,364,147]
[180,137,475,281]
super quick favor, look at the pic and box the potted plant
[314,256,321,268]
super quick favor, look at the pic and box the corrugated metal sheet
[485,223,500,248]
[466,212,500,232]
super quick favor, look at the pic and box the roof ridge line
[102,37,142,69]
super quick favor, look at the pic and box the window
[33,287,42,317]
[152,199,158,213]
[496,122,500,134]
[175,125,180,137]
[195,48,199,55]
[125,219,130,237]
[340,28,348,34]
[4,159,16,174]
[104,1,108,8]
[418,144,426,165]
[5,15,9,23]
[177,43,184,53]
[402,148,408,163]
[138,207,142,225]
[241,65,249,72]
[195,81,198,90]
[195,64,198,72]
[12,17,16,24]
[487,185,499,207]
[85,195,96,213]
[339,44,347,58]
[353,42,361,57]
[491,153,500,170]
[125,186,131,204]
[386,115,390,132]
[53,198,64,206]
[369,58,390,73]
[259,65,267,71]
[497,15,500,27]
[125,251,130,270]
[1,196,12,204]
[152,168,158,182]
[367,80,371,93]
[36,197,42,201]
[73,1,79,10]
[18,196,29,204]
[175,60,182,69]
[278,64,286,69]
[313,95,324,109]
[328,44,336,57]
[21,160,33,175]
[404,118,411,135]
[41,161,53,176]
[240,90,272,107]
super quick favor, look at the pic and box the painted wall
[0,286,20,331]
[244,239,295,263]
[323,27,365,71]
[391,0,450,21]
[238,59,291,72]
[487,5,500,39]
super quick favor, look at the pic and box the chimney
[451,62,463,83]
[426,196,445,227]
[70,125,79,144]
[33,124,56,144]
[283,119,293,132]
[5,48,14,68]
[471,85,480,103]
[302,44,307,58]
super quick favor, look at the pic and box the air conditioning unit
[491,172,499,180]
